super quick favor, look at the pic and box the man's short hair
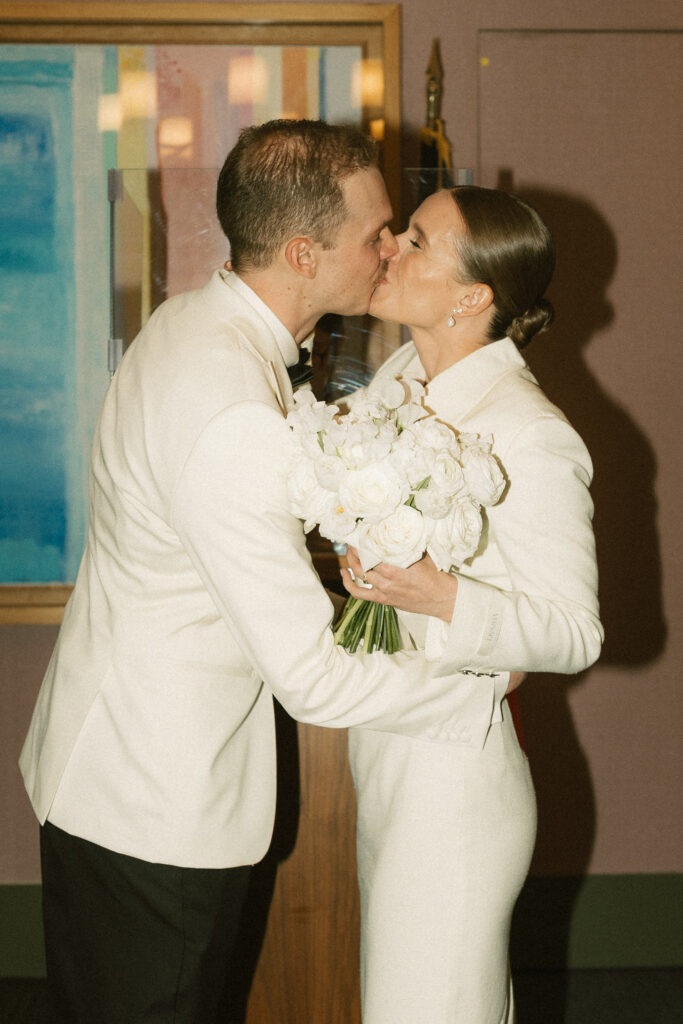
[216,119,378,272]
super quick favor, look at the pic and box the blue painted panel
[0,51,75,582]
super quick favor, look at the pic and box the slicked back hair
[451,186,556,348]
[216,119,379,272]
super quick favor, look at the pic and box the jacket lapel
[424,338,530,423]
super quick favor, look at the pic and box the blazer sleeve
[430,413,604,676]
[172,400,507,749]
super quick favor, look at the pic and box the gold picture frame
[0,2,401,623]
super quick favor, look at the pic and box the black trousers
[40,821,252,1024]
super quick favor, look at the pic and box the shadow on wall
[514,177,666,883]
[507,181,667,878]
[499,180,667,1014]
[514,180,666,670]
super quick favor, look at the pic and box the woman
[342,186,603,1023]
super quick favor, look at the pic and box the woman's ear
[458,283,494,315]
[285,237,317,279]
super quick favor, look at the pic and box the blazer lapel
[424,338,529,423]
[265,356,295,414]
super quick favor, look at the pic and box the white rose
[407,417,458,453]
[286,394,341,461]
[366,375,407,411]
[286,388,316,415]
[318,502,360,545]
[392,431,434,488]
[409,450,467,519]
[286,391,338,438]
[412,483,452,520]
[312,453,346,491]
[430,449,467,497]
[298,429,329,460]
[287,454,336,532]
[427,497,483,570]
[338,461,409,523]
[459,444,506,507]
[357,504,430,570]
[329,417,396,469]
[345,391,390,424]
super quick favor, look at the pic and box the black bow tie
[287,349,314,389]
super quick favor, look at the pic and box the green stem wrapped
[333,596,402,654]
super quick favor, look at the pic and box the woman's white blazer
[373,337,603,680]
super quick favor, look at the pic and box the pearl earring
[447,308,464,328]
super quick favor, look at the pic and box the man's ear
[458,283,494,315]
[284,237,317,279]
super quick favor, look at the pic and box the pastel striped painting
[0,42,362,584]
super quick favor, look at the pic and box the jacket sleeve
[430,413,603,676]
[172,400,507,748]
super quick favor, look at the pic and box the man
[20,120,508,1023]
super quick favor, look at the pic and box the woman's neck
[411,323,490,381]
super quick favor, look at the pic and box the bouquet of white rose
[285,376,506,653]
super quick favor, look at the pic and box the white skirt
[349,703,537,1024]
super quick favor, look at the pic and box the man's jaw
[373,260,390,288]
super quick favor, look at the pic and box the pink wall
[475,26,682,878]
[2,0,682,882]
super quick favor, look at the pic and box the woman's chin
[369,296,396,322]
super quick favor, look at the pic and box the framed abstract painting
[0,2,401,622]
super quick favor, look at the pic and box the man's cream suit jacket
[20,271,508,869]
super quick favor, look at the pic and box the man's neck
[237,268,320,344]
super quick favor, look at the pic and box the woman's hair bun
[450,187,556,349]
[507,297,554,349]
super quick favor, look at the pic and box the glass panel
[0,4,402,615]
[0,40,377,589]
[110,167,399,397]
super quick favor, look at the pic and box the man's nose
[395,230,411,255]
[379,226,399,260]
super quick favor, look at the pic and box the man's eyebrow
[367,218,392,239]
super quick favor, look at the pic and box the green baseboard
[0,885,45,977]
[511,873,683,969]
[1,874,682,976]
